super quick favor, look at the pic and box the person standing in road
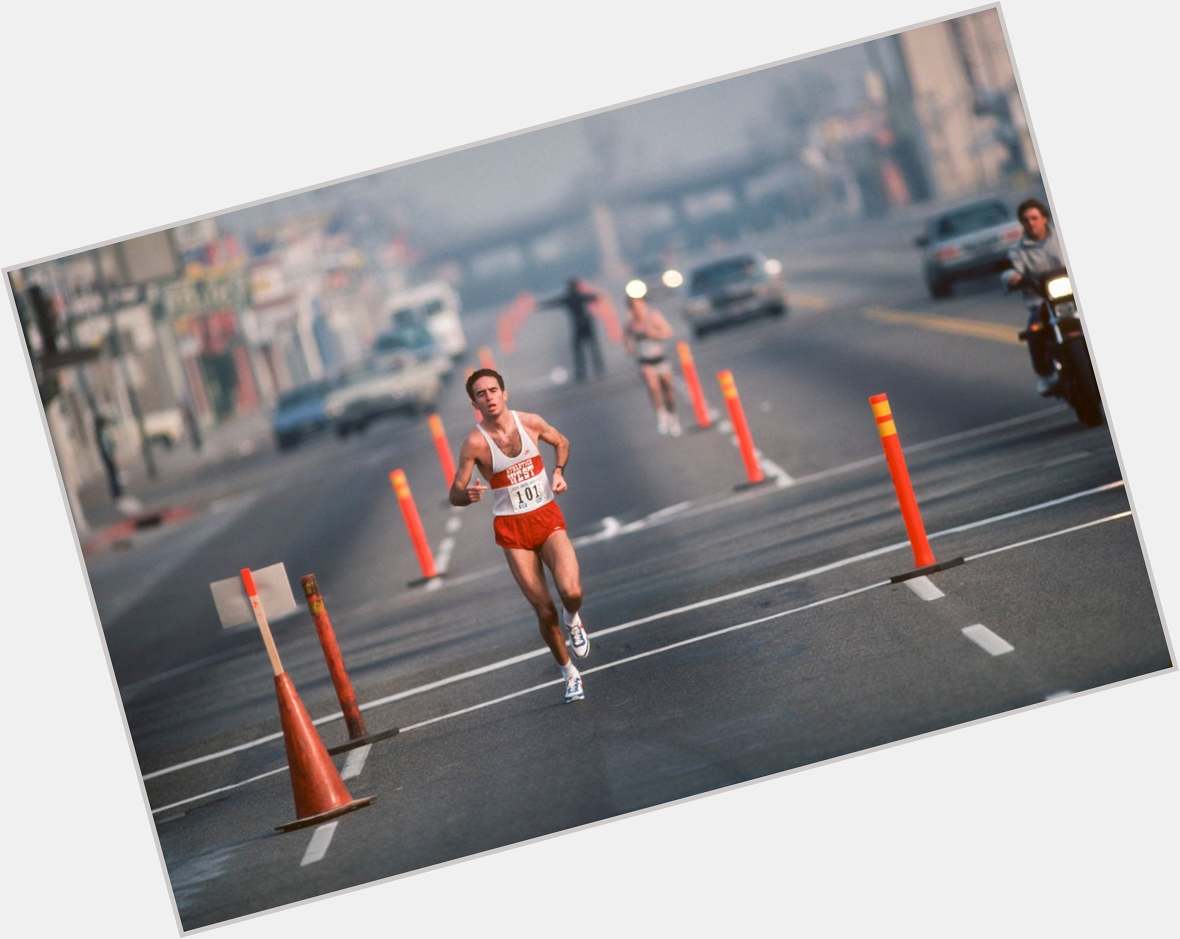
[449,368,592,703]
[624,295,681,436]
[93,410,123,500]
[540,277,606,383]
[1002,198,1066,396]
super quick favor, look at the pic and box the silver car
[325,356,441,437]
[916,199,1023,298]
[681,252,787,338]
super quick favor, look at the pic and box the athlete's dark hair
[1016,198,1050,221]
[466,367,505,400]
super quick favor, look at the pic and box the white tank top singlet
[476,410,555,517]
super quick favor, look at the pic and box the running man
[449,368,591,702]
[623,294,681,436]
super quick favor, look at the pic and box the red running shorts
[493,500,567,551]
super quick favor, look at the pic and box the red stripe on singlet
[489,454,544,489]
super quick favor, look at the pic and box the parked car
[386,281,467,360]
[915,199,1023,298]
[325,356,441,437]
[681,252,787,337]
[272,380,332,450]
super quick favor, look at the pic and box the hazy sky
[227,44,871,245]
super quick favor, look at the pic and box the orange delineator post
[300,574,367,741]
[717,370,764,485]
[428,414,456,487]
[677,342,712,429]
[869,393,936,569]
[239,567,372,832]
[390,469,438,579]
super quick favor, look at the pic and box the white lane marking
[645,501,692,522]
[151,766,288,814]
[755,450,795,487]
[425,577,443,592]
[400,580,889,734]
[905,576,945,601]
[1041,451,1090,470]
[148,508,1134,809]
[445,515,462,534]
[1044,690,1073,701]
[962,624,1014,656]
[340,744,371,781]
[573,516,622,546]
[141,483,1128,783]
[435,537,455,574]
[301,822,339,866]
[963,510,1132,562]
[718,420,733,433]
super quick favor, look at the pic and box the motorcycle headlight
[1046,275,1073,301]
[661,269,683,289]
[625,279,648,299]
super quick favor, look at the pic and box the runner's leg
[540,529,582,620]
[503,547,568,666]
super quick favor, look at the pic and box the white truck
[386,281,467,360]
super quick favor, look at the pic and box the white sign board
[210,562,299,629]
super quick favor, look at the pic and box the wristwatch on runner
[554,464,566,474]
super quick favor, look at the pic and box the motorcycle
[1011,266,1104,426]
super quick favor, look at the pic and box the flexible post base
[276,796,374,833]
[408,574,443,588]
[733,477,775,492]
[889,556,966,584]
[327,725,401,756]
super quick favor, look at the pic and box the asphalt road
[85,214,1172,930]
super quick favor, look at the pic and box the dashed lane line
[141,486,1128,786]
[299,744,373,867]
[961,624,1015,656]
[301,822,339,866]
[905,576,945,601]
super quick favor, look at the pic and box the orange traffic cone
[274,672,374,832]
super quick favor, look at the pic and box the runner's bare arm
[449,433,488,506]
[524,412,570,493]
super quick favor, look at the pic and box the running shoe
[568,621,591,658]
[564,671,585,703]
[668,415,683,437]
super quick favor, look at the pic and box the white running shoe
[656,409,669,435]
[668,415,682,437]
[568,621,590,659]
[564,671,585,702]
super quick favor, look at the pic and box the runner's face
[471,377,505,418]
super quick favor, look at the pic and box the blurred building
[867,9,1037,202]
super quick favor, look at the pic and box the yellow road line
[865,307,1022,346]
[791,292,833,312]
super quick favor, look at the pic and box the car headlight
[1046,275,1073,300]
[625,279,648,299]
[661,268,683,289]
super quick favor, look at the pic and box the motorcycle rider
[1001,198,1065,395]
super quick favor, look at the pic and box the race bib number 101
[510,480,548,512]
